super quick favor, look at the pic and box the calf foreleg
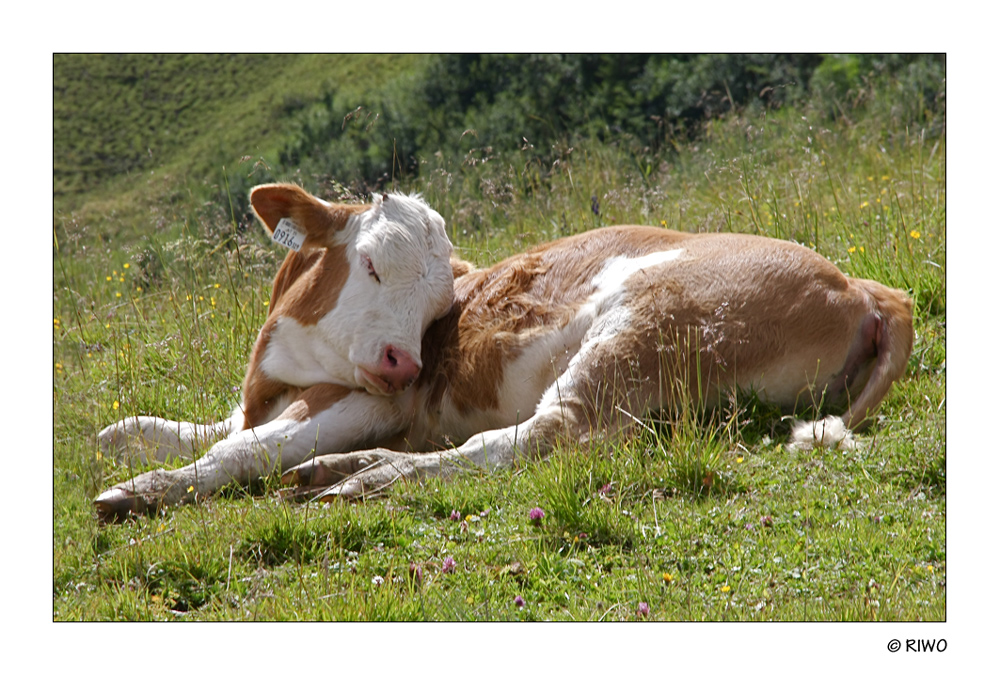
[284,401,590,500]
[94,385,405,521]
[287,337,649,498]
[98,414,242,464]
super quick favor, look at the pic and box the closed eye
[363,255,381,283]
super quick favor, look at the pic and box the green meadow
[53,54,945,621]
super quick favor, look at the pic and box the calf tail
[790,280,913,450]
[790,415,856,450]
[841,281,914,430]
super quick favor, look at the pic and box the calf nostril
[382,345,420,387]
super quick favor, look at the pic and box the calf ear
[250,184,367,249]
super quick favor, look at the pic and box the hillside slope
[54,54,423,221]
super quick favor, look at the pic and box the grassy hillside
[54,54,425,235]
[55,54,943,243]
[52,55,945,623]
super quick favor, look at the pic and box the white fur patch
[591,249,685,299]
[261,316,356,387]
[474,248,687,429]
[789,415,856,451]
[534,249,684,413]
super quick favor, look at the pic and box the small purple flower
[599,483,612,496]
[442,556,456,574]
[761,515,774,528]
[449,509,461,521]
[408,563,423,583]
[637,602,649,617]
[514,595,525,608]
[529,507,545,525]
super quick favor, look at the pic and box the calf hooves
[281,460,347,488]
[94,487,156,524]
[317,478,367,501]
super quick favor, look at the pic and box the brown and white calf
[95,184,913,521]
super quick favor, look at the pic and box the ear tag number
[272,218,306,251]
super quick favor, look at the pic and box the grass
[52,75,945,621]
[54,54,426,246]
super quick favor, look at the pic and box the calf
[95,184,913,521]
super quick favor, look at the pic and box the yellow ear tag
[272,218,306,251]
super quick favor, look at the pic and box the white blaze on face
[329,194,454,394]
[251,188,455,397]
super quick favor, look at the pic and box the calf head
[250,184,454,396]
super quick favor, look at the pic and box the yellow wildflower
[112,400,119,410]
[662,572,674,584]
[910,230,920,239]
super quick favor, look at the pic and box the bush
[272,54,942,192]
